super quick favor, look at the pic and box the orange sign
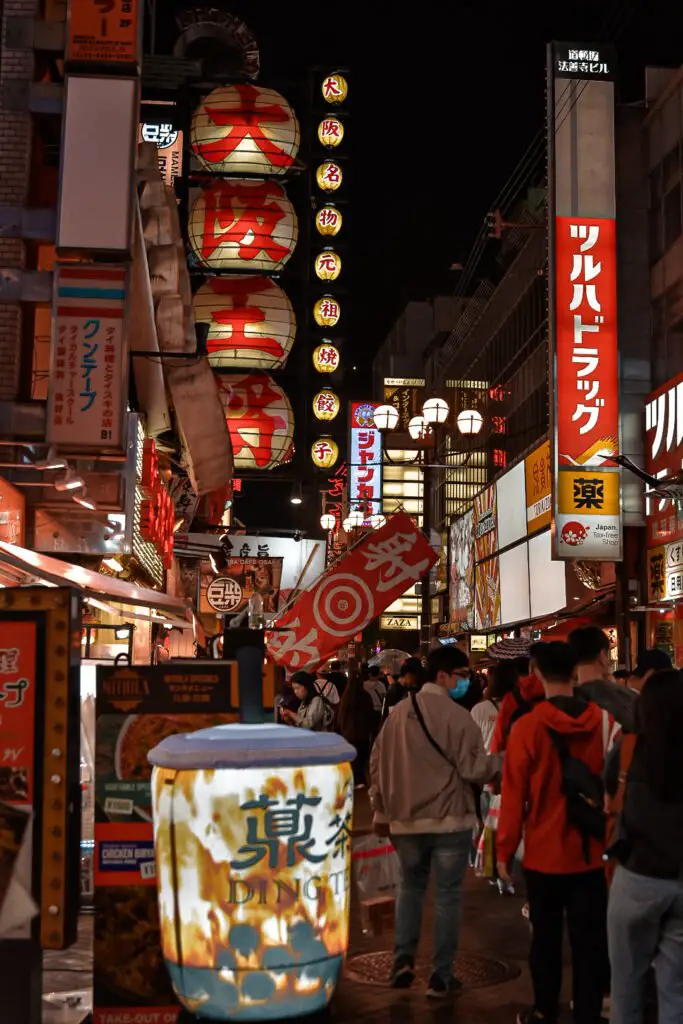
[0,476,25,546]
[67,0,140,64]
[0,620,37,805]
[555,216,619,467]
[525,441,551,534]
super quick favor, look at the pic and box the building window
[663,181,682,251]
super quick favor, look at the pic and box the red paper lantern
[194,276,296,370]
[188,179,298,272]
[191,84,300,176]
[215,372,295,470]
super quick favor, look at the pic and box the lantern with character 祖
[312,389,340,422]
[314,251,341,282]
[318,118,344,148]
[315,206,342,237]
[312,344,340,374]
[191,83,301,176]
[194,277,296,370]
[322,73,348,104]
[311,438,339,470]
[316,162,342,193]
[216,372,295,470]
[313,297,341,328]
[188,179,298,273]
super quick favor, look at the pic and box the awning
[0,540,191,620]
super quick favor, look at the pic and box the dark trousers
[525,868,608,1024]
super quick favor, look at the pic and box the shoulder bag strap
[611,734,637,816]
[409,692,455,769]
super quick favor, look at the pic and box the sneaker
[391,955,415,989]
[426,973,462,999]
[517,1011,555,1024]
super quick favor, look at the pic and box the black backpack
[547,727,606,862]
[505,685,544,737]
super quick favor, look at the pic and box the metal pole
[420,447,432,658]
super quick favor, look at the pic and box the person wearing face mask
[369,645,501,998]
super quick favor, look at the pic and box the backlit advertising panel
[644,374,683,548]
[348,401,382,520]
[549,41,621,560]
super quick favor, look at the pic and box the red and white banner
[267,512,438,670]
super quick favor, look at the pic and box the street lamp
[408,415,432,441]
[422,396,449,425]
[457,409,484,435]
[320,512,336,530]
[373,404,399,431]
[347,508,365,528]
[370,513,386,530]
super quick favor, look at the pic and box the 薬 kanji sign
[267,512,437,670]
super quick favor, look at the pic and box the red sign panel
[140,439,175,569]
[555,216,619,466]
[0,620,37,805]
[644,373,683,547]
[267,512,438,670]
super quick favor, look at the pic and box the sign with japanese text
[645,374,683,548]
[647,542,683,604]
[47,265,127,451]
[267,512,437,670]
[525,442,552,534]
[473,486,500,630]
[0,477,25,547]
[67,0,141,65]
[93,662,239,1024]
[138,122,183,189]
[0,621,36,807]
[553,42,616,81]
[348,401,382,520]
[200,557,283,617]
[383,379,426,432]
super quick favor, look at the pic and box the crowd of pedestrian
[275,630,683,1023]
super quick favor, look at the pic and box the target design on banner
[312,574,374,638]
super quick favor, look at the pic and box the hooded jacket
[490,674,545,754]
[497,695,618,873]
[575,678,637,733]
[369,682,501,834]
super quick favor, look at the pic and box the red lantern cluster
[140,439,175,569]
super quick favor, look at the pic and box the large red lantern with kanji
[215,372,295,470]
[188,179,298,272]
[191,84,301,176]
[194,276,296,370]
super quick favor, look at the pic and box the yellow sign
[67,0,141,64]
[312,343,340,374]
[525,441,551,533]
[316,162,342,192]
[470,635,487,652]
[379,615,419,631]
[315,206,342,237]
[311,438,339,470]
[318,117,344,148]
[648,542,683,603]
[315,251,341,281]
[313,296,341,328]
[322,73,348,104]
[313,390,340,422]
[557,469,620,517]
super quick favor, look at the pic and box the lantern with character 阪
[194,277,296,371]
[318,117,344,148]
[216,372,294,470]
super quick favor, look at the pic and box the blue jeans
[392,830,471,983]
[608,865,683,1024]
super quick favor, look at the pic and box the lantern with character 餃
[312,390,340,423]
[149,723,356,1021]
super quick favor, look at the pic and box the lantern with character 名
[194,277,296,371]
[191,84,301,176]
[149,723,356,1021]
[216,372,295,470]
[188,179,298,273]
[311,438,339,470]
[312,343,340,375]
[313,389,340,422]
[316,162,342,193]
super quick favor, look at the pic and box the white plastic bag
[352,834,400,935]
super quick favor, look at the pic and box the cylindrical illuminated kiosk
[149,724,356,1021]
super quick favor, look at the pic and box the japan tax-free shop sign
[548,42,622,560]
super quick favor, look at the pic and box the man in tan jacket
[370,645,500,998]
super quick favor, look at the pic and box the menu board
[93,663,238,1024]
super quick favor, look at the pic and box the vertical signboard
[348,401,382,520]
[525,441,552,535]
[66,0,141,65]
[473,485,501,629]
[644,373,683,548]
[47,265,128,451]
[138,122,183,189]
[548,42,621,560]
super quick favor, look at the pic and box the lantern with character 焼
[312,344,340,374]
[216,372,295,470]
[194,277,296,371]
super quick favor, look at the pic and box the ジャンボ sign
[645,374,683,548]
[549,41,621,561]
[348,401,382,520]
[47,265,127,451]
[67,0,141,65]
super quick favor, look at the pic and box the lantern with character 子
[312,438,339,470]
[194,277,296,371]
[316,162,342,193]
[313,389,340,422]
[312,343,340,375]
[315,251,341,282]
[322,73,348,104]
[188,179,298,273]
[191,83,301,176]
[216,372,295,470]
[149,724,356,1022]
[313,297,341,328]
[315,206,342,238]
[318,117,344,148]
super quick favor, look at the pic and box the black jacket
[606,737,683,879]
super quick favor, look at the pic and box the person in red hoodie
[497,641,617,1024]
[490,643,547,755]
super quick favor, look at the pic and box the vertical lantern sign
[548,43,621,560]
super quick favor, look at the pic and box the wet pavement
[42,793,556,1024]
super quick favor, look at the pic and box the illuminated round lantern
[194,276,296,370]
[315,250,341,282]
[316,161,342,192]
[313,389,340,422]
[215,372,294,470]
[320,512,336,531]
[188,179,298,272]
[313,296,341,328]
[149,724,356,1021]
[322,73,348,104]
[311,438,339,470]
[191,83,301,176]
[370,513,387,530]
[318,117,344,148]
[315,206,342,237]
[313,343,340,374]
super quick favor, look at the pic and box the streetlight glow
[408,415,432,441]
[457,409,484,435]
[373,404,400,431]
[422,397,450,424]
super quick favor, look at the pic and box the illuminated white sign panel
[348,401,382,519]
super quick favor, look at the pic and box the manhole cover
[345,950,519,989]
